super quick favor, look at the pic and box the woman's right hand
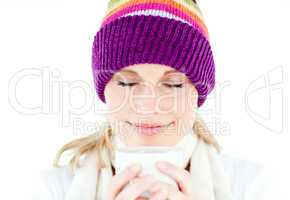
[107,163,156,200]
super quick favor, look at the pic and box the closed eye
[117,81,138,87]
[117,81,184,88]
[163,83,184,88]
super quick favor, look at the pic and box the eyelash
[117,81,184,88]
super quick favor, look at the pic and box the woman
[33,0,272,200]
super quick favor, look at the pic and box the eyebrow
[115,69,180,76]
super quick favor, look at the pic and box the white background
[0,0,289,199]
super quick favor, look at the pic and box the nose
[130,82,158,114]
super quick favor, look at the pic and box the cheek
[105,83,126,108]
[172,86,198,131]
[104,84,132,121]
[158,86,197,116]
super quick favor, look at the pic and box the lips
[126,121,174,128]
[134,123,163,128]
[125,121,174,136]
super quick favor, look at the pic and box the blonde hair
[53,114,220,174]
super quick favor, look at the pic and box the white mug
[114,146,183,198]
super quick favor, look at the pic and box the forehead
[114,64,186,78]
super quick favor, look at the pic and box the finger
[150,191,168,200]
[115,175,156,200]
[136,198,149,200]
[155,161,193,195]
[150,188,168,200]
[110,163,142,199]
[149,181,186,200]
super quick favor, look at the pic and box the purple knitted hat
[92,0,215,107]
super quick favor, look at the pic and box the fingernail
[149,184,160,193]
[156,161,166,169]
[140,173,150,177]
[144,174,154,181]
[130,163,141,172]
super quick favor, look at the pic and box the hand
[147,161,197,200]
[106,163,156,200]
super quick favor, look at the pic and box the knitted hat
[92,0,215,107]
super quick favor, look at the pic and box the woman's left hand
[147,161,197,200]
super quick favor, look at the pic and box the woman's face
[104,64,198,146]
